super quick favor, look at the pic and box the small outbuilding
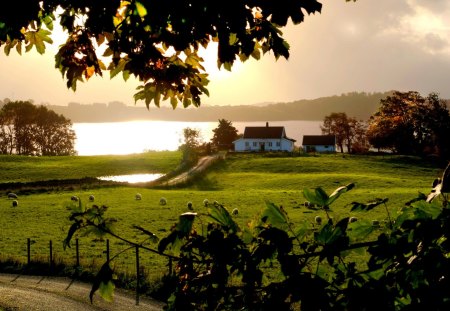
[302,135,336,153]
[233,122,296,152]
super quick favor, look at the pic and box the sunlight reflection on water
[98,173,163,183]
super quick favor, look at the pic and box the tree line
[321,91,450,160]
[0,101,76,156]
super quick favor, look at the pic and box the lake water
[73,120,322,156]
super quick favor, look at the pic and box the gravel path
[0,274,164,311]
[165,154,223,186]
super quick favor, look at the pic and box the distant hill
[45,91,394,122]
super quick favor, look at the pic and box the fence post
[135,245,140,306]
[27,238,31,265]
[49,240,53,273]
[106,239,110,262]
[76,238,80,267]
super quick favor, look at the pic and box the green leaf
[177,212,196,235]
[347,220,375,241]
[351,198,388,212]
[63,221,81,250]
[303,187,329,207]
[90,262,114,303]
[135,1,148,17]
[327,183,355,206]
[260,201,289,230]
[208,205,238,233]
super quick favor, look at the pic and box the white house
[233,122,296,152]
[302,135,336,153]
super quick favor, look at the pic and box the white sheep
[315,215,322,225]
[89,195,95,202]
[372,220,380,227]
[159,197,167,205]
[12,200,18,207]
[71,196,79,202]
[8,193,18,199]
[232,208,239,215]
[135,193,142,200]
[349,216,358,223]
[187,202,193,210]
[203,199,209,207]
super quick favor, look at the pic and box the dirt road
[0,274,164,311]
[164,154,223,186]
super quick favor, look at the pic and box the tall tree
[366,91,450,158]
[321,112,365,153]
[0,0,353,108]
[179,127,202,165]
[211,119,239,151]
[0,101,76,156]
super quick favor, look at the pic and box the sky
[1,0,450,108]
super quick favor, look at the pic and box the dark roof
[243,126,285,139]
[302,135,336,146]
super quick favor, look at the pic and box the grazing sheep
[89,195,95,202]
[349,216,358,223]
[71,196,79,202]
[372,220,380,227]
[315,215,322,225]
[187,202,193,210]
[232,208,239,216]
[12,200,18,207]
[135,193,142,200]
[203,199,209,207]
[8,193,18,199]
[159,197,167,205]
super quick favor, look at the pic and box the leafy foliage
[0,101,76,156]
[367,91,450,159]
[210,119,239,151]
[64,162,450,309]
[0,0,329,108]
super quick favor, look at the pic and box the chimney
[266,122,269,127]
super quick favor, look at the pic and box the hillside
[43,91,393,123]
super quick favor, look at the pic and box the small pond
[98,173,163,183]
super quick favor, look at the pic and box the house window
[253,142,257,147]
[325,145,329,149]
[276,142,281,147]
[268,142,273,147]
[245,142,249,147]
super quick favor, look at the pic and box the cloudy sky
[1,0,449,107]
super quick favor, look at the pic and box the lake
[73,120,323,156]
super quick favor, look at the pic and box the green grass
[0,152,444,285]
[0,151,181,183]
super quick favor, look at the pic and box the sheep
[89,195,95,202]
[315,215,322,225]
[203,199,209,207]
[12,200,18,207]
[349,216,358,223]
[232,208,239,216]
[372,220,380,227]
[135,193,142,200]
[71,196,79,202]
[159,197,167,206]
[187,202,193,210]
[7,193,18,199]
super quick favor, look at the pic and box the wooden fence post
[106,239,110,262]
[27,238,31,265]
[49,240,53,273]
[76,238,80,267]
[135,245,140,306]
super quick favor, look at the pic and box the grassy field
[0,151,444,285]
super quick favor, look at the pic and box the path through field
[0,273,164,311]
[164,153,224,186]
